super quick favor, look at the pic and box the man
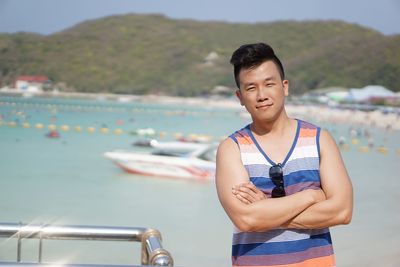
[216,43,353,267]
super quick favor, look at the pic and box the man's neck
[250,111,292,136]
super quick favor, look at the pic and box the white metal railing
[0,222,173,266]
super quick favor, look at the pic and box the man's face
[236,60,289,122]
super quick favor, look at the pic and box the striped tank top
[229,119,335,267]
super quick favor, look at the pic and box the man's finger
[238,182,260,195]
[235,193,251,204]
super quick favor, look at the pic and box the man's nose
[257,87,269,101]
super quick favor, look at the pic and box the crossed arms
[215,129,353,232]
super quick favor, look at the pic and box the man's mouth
[256,103,273,109]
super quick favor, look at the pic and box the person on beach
[215,43,353,267]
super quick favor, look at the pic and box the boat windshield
[152,150,188,157]
[197,147,217,162]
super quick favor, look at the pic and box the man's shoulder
[228,124,251,142]
[296,119,320,130]
[295,119,323,140]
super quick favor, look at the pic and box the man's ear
[235,90,244,106]
[283,80,289,97]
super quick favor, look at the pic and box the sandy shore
[285,104,400,131]
[1,90,399,130]
[160,95,400,131]
[144,96,400,131]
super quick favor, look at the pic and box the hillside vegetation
[1,14,399,96]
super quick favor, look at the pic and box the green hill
[1,14,399,96]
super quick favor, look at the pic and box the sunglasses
[269,163,286,198]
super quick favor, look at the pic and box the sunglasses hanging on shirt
[269,163,286,198]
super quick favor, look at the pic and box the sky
[0,0,399,35]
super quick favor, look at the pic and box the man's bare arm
[284,130,353,229]
[215,138,325,232]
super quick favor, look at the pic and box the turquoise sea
[0,95,399,267]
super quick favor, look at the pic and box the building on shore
[301,85,399,106]
[346,85,398,105]
[14,75,50,93]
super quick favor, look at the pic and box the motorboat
[133,139,208,155]
[104,141,217,180]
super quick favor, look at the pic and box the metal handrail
[0,222,173,266]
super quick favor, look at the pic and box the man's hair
[230,43,285,88]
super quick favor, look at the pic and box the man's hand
[232,182,267,204]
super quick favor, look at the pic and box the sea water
[0,95,399,267]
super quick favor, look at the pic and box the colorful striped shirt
[229,119,335,267]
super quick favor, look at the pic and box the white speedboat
[133,139,207,155]
[104,142,216,180]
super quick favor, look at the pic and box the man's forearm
[283,198,352,229]
[238,189,322,232]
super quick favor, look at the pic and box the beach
[0,92,399,266]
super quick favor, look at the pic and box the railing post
[38,230,43,263]
[141,229,173,266]
[17,222,21,263]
